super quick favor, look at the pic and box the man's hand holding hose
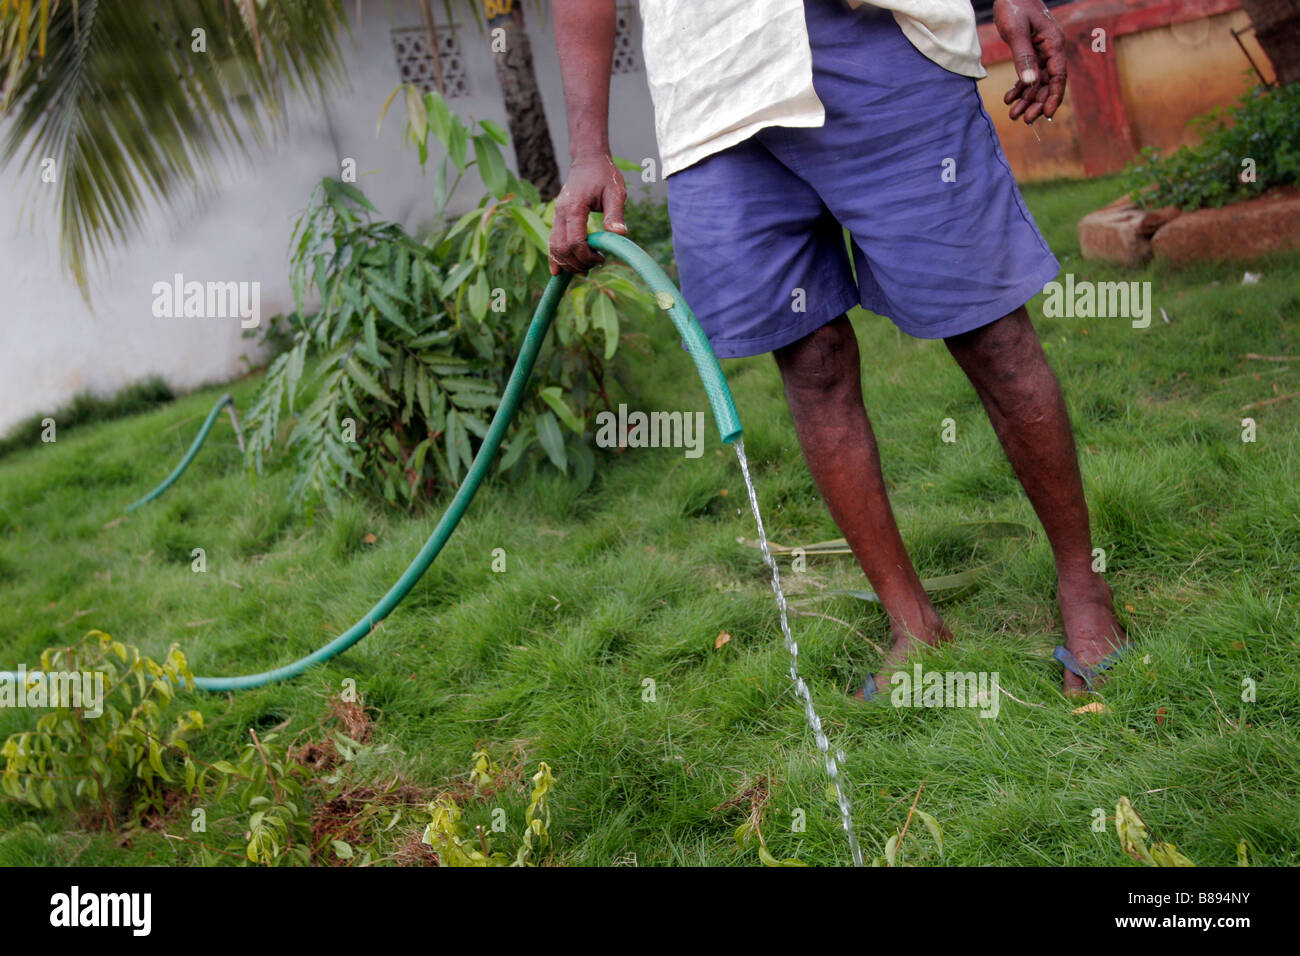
[549,152,627,276]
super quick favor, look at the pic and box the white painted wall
[0,0,663,436]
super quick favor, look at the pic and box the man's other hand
[994,0,1067,126]
[548,153,628,276]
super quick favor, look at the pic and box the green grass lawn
[1,175,1297,866]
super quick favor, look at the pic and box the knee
[956,312,1051,383]
[775,318,860,396]
[959,311,1036,369]
[957,314,1058,421]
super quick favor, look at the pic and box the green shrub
[243,89,658,512]
[1122,83,1300,210]
[201,729,314,866]
[0,631,201,830]
[0,377,175,459]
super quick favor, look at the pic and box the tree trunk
[1241,0,1300,86]
[418,0,447,96]
[485,2,561,200]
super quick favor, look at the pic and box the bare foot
[853,608,954,699]
[1057,570,1128,696]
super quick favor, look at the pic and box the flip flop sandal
[854,674,887,704]
[1054,643,1132,693]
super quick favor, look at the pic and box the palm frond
[0,0,350,297]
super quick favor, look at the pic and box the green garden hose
[2,233,742,693]
[592,233,742,444]
[126,393,243,512]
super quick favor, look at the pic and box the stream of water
[734,438,864,867]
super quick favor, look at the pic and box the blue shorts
[665,0,1060,358]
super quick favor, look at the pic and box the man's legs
[773,314,951,697]
[775,307,1127,696]
[944,306,1126,694]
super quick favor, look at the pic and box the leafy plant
[1114,795,1195,867]
[200,729,313,866]
[872,808,942,867]
[1122,83,1300,211]
[389,85,658,481]
[871,781,943,867]
[420,755,558,867]
[0,631,202,830]
[421,796,507,866]
[4,658,427,867]
[469,748,500,790]
[720,775,807,867]
[734,816,807,867]
[188,708,403,866]
[514,760,555,866]
[243,87,657,512]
